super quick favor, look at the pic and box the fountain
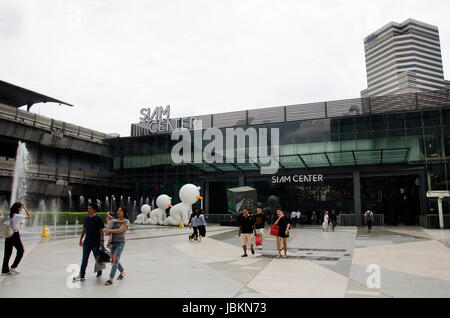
[79,195,85,211]
[51,198,61,236]
[10,141,30,205]
[68,190,72,211]
[105,196,110,211]
[96,199,102,211]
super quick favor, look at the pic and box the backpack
[0,218,14,238]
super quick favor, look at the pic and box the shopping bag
[270,225,280,236]
[255,235,262,246]
[0,219,14,238]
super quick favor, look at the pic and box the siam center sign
[139,105,199,133]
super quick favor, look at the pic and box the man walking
[364,208,375,233]
[254,207,268,250]
[74,203,105,281]
[238,209,256,257]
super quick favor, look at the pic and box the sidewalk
[0,225,449,298]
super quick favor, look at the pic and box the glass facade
[108,107,450,225]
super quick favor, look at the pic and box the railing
[0,157,112,184]
[0,103,116,143]
[204,213,385,226]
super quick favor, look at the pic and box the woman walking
[188,208,199,241]
[2,202,32,276]
[104,206,129,286]
[274,209,290,259]
[197,209,206,242]
[322,211,329,232]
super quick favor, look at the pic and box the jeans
[80,244,101,278]
[331,220,337,229]
[2,232,24,273]
[109,241,125,279]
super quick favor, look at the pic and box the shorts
[198,225,206,237]
[255,228,264,235]
[240,233,254,246]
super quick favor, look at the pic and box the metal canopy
[0,80,73,111]
[186,148,409,172]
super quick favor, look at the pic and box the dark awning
[0,80,73,110]
[187,148,410,172]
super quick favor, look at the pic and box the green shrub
[28,212,107,225]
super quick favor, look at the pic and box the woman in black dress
[274,209,290,259]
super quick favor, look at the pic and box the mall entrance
[361,175,421,225]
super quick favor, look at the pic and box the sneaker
[96,271,102,278]
[73,275,85,281]
[105,279,113,286]
[241,254,248,257]
[1,272,13,276]
[10,268,20,274]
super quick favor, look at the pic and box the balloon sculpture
[147,194,172,225]
[134,204,151,224]
[165,184,203,226]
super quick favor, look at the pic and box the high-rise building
[361,18,449,97]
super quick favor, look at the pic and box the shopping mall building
[0,81,449,227]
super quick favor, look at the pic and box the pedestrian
[364,208,375,233]
[74,202,105,281]
[254,207,268,250]
[330,210,337,232]
[311,210,317,225]
[105,206,129,286]
[188,208,199,241]
[274,209,290,259]
[237,208,255,257]
[296,210,301,225]
[1,202,32,276]
[322,211,329,232]
[197,209,206,242]
[290,210,297,228]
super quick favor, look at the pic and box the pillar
[353,171,361,226]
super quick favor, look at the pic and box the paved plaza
[0,224,450,298]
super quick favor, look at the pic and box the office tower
[361,19,449,97]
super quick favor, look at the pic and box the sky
[1,0,449,137]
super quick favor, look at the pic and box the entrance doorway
[361,175,421,225]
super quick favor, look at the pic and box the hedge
[27,212,107,225]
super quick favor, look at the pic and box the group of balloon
[134,184,203,226]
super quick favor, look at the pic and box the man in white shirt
[364,208,374,233]
[290,211,297,228]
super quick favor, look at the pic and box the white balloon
[166,184,202,226]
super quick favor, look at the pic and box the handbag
[0,219,14,238]
[270,224,280,236]
[255,235,262,246]
[97,247,111,263]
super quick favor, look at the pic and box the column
[204,181,210,214]
[353,171,361,226]
[239,175,245,187]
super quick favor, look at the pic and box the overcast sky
[1,0,449,136]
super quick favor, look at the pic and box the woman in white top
[1,202,31,275]
[322,211,329,232]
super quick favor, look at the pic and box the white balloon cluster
[134,184,203,226]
